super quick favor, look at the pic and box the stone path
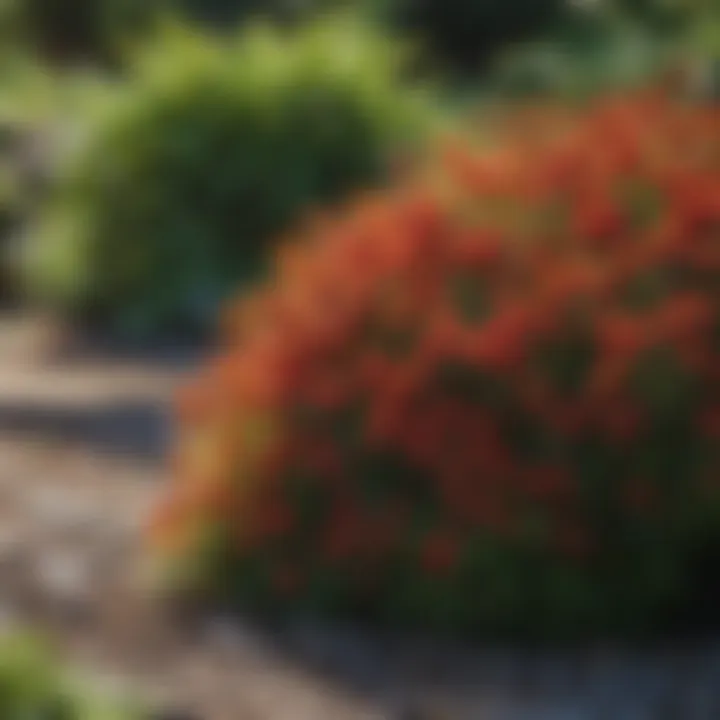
[0,318,719,719]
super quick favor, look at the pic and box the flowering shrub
[149,92,720,637]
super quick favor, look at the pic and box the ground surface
[0,315,719,720]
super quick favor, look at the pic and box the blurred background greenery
[0,632,140,718]
[0,0,716,339]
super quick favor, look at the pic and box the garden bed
[0,315,717,719]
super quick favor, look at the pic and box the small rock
[35,551,91,601]
[382,691,437,720]
[25,488,97,532]
[203,616,272,662]
[288,620,340,667]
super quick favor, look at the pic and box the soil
[0,315,719,720]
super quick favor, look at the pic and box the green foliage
[362,0,718,85]
[0,137,22,298]
[0,632,139,719]
[364,0,570,78]
[477,0,720,100]
[618,0,715,34]
[26,16,433,336]
[0,51,109,301]
[486,6,677,99]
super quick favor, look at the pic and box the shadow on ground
[0,399,169,460]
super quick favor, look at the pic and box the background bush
[0,124,24,301]
[464,0,719,103]
[26,16,433,336]
[363,0,718,83]
[618,0,714,34]
[0,0,370,67]
[0,0,169,65]
[371,0,569,78]
[174,0,336,27]
[148,91,720,638]
[0,0,713,77]
[0,55,109,306]
[484,4,678,100]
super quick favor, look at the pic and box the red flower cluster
[149,91,720,634]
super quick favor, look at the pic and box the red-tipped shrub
[149,92,720,637]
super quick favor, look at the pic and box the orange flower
[596,313,649,360]
[574,199,625,242]
[302,440,344,478]
[322,504,363,561]
[303,373,352,411]
[146,495,198,554]
[401,188,445,242]
[175,382,214,425]
[452,229,504,269]
[653,294,714,344]
[365,397,406,445]
[465,306,533,372]
[540,398,592,437]
[183,479,239,519]
[540,261,604,309]
[596,399,645,444]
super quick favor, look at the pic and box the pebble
[35,551,91,602]
[203,616,274,663]
[25,488,98,531]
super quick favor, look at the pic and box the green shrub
[0,632,139,718]
[485,7,678,100]
[0,140,22,299]
[618,0,714,34]
[26,16,433,336]
[362,0,716,83]
[148,91,720,639]
[474,0,719,101]
[0,54,109,303]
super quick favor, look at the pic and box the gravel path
[0,318,719,719]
